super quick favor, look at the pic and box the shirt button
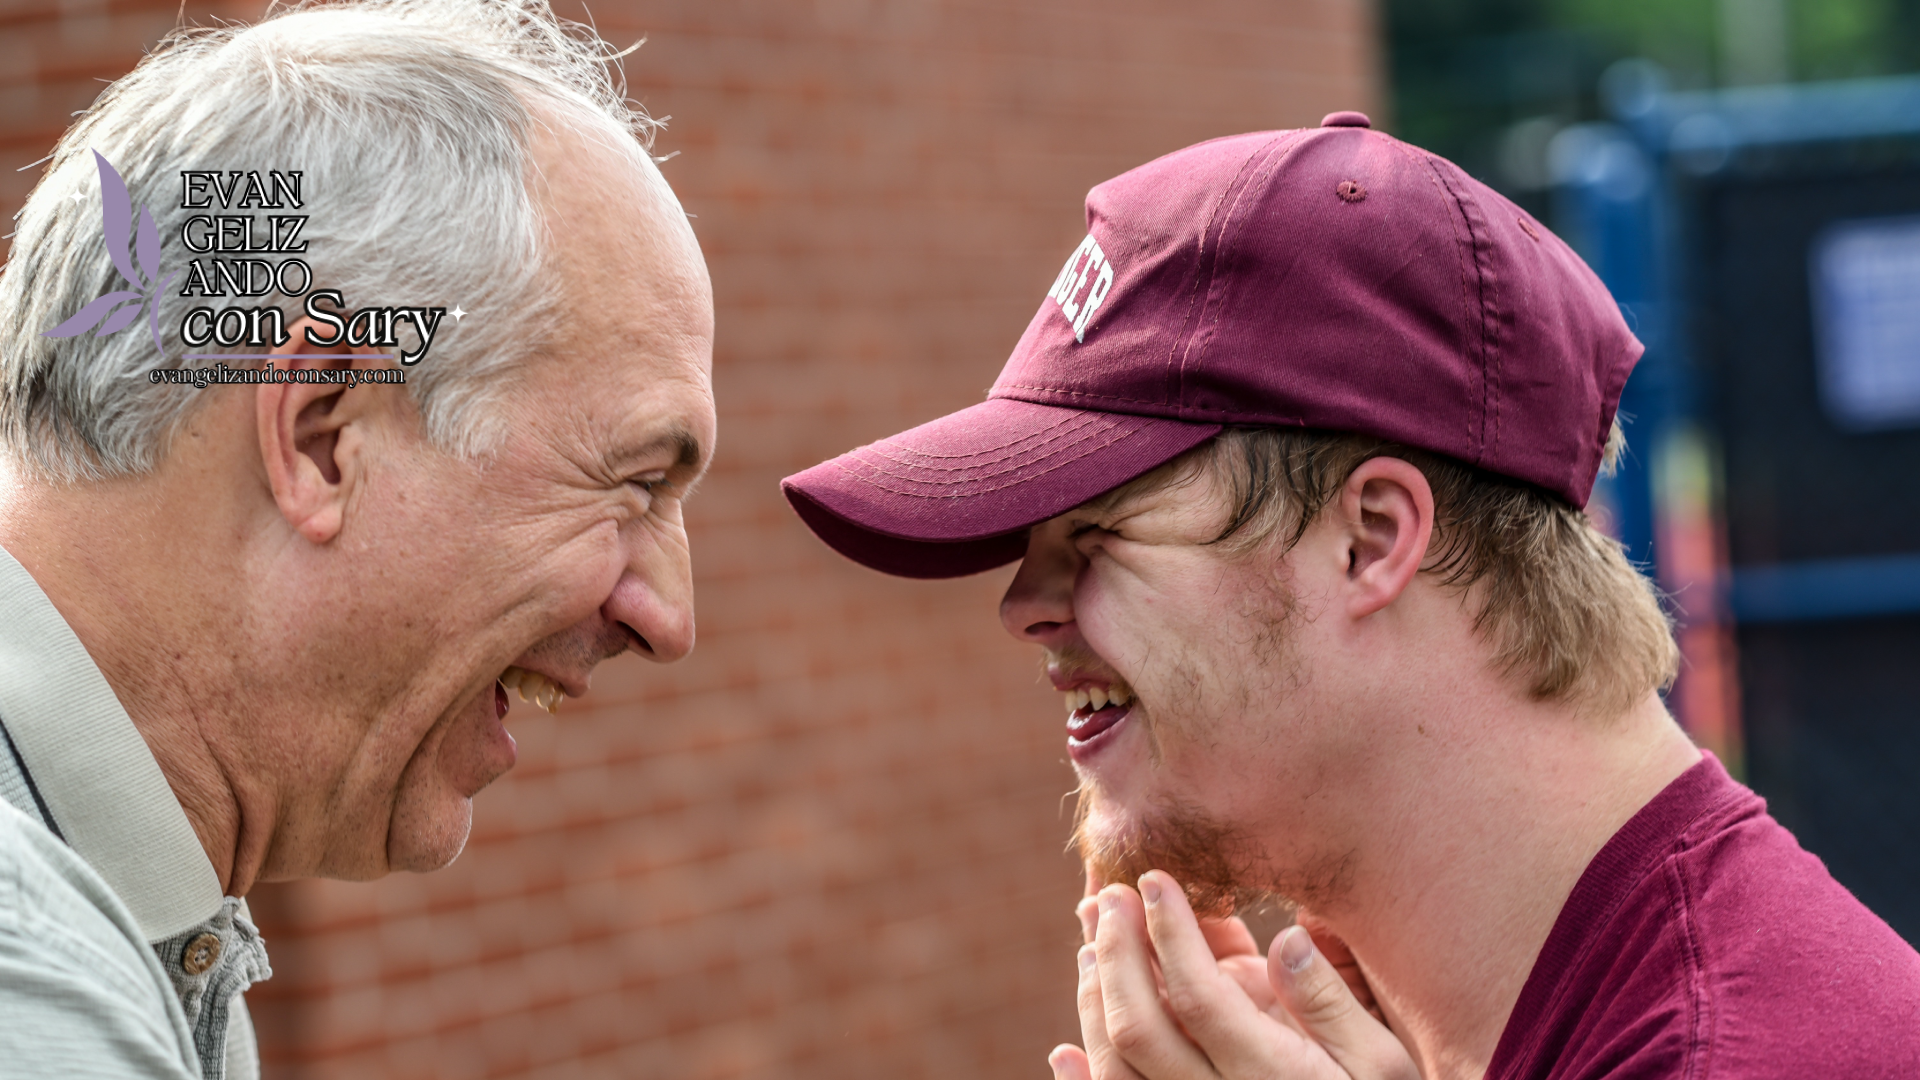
[182,933,222,975]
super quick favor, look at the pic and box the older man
[0,2,712,1077]
[784,118,1920,1078]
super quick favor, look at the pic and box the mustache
[1041,644,1137,696]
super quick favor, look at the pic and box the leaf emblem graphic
[45,290,141,337]
[43,151,170,355]
[94,150,145,293]
[135,206,161,288]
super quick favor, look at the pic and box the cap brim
[782,398,1222,578]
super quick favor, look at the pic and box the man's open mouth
[499,666,565,714]
[1065,685,1132,745]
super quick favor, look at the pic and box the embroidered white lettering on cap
[1046,233,1116,342]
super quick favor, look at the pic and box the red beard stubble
[1072,785,1273,919]
[1057,580,1353,919]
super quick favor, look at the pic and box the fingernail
[1099,891,1117,915]
[1075,898,1098,941]
[1140,877,1162,906]
[1078,944,1097,975]
[1279,925,1314,974]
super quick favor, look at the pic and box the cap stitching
[998,383,1175,407]
[1397,140,1486,465]
[1164,135,1291,409]
[857,416,1124,475]
[858,412,1106,465]
[1431,160,1505,463]
[1184,134,1300,393]
[999,383,1305,418]
[851,433,1124,486]
[828,424,1148,498]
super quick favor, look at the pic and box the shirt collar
[0,543,223,942]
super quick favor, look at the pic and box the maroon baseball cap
[782,112,1642,579]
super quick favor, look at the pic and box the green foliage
[1795,0,1920,79]
[1545,0,1717,78]
[1383,0,1920,190]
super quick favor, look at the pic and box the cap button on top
[1320,111,1372,129]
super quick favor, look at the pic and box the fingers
[1198,915,1260,961]
[1269,927,1420,1080]
[1295,910,1382,1020]
[1050,1043,1095,1080]
[1077,942,1150,1080]
[1138,872,1295,1078]
[1079,896,1100,944]
[1093,885,1218,1078]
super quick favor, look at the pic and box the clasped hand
[1050,871,1419,1080]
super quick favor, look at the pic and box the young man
[783,114,1920,1079]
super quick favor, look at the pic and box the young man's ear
[256,317,391,545]
[1336,456,1436,620]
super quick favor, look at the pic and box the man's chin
[383,696,514,873]
[1073,794,1259,919]
[1074,793,1359,917]
[386,790,476,873]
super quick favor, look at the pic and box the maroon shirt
[1487,754,1920,1080]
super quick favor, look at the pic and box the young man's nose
[998,522,1082,644]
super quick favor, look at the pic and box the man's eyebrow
[618,427,705,473]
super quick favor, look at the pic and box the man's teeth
[1062,685,1131,713]
[500,666,563,714]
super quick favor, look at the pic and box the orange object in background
[1653,427,1744,775]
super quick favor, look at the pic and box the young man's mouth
[1065,684,1133,756]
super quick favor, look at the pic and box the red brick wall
[0,2,1379,1076]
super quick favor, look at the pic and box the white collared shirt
[0,544,269,1079]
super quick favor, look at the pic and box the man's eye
[1068,522,1110,540]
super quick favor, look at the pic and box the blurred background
[0,0,1915,1076]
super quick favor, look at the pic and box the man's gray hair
[0,0,658,482]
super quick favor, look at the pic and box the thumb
[1269,926,1419,1080]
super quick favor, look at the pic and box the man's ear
[256,318,388,545]
[1335,457,1436,620]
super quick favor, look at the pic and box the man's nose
[998,521,1081,645]
[602,529,696,663]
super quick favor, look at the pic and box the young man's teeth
[500,665,563,714]
[1063,686,1132,715]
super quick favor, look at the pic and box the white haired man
[0,3,713,1076]
[784,117,1920,1078]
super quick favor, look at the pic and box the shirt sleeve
[0,801,201,1079]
